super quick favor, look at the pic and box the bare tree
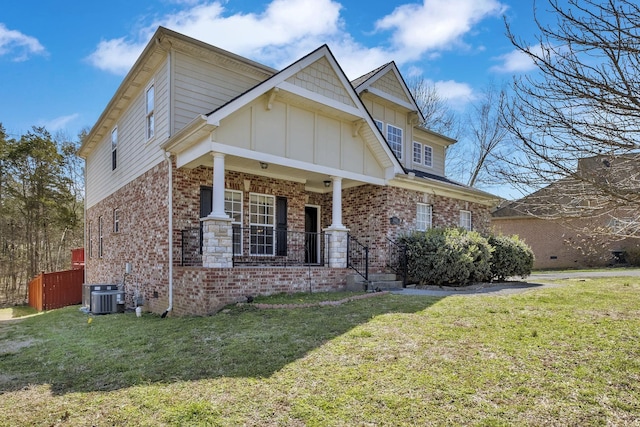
[408,77,460,138]
[500,0,640,239]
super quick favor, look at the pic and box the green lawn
[1,278,639,426]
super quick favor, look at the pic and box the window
[249,193,275,255]
[113,208,120,233]
[146,84,155,139]
[88,222,93,258]
[413,141,422,164]
[98,216,104,258]
[111,127,118,170]
[225,190,243,255]
[460,210,472,231]
[423,145,433,167]
[375,120,383,132]
[387,124,403,159]
[417,203,432,231]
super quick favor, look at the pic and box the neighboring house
[492,155,640,269]
[79,27,497,316]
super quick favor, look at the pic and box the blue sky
[0,0,545,142]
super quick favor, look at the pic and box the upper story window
[111,127,118,170]
[460,210,472,231]
[375,120,383,132]
[113,208,120,233]
[146,84,155,140]
[387,124,403,160]
[423,145,433,168]
[413,141,433,168]
[417,203,432,231]
[413,142,422,165]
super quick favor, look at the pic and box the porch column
[330,176,345,229]
[202,151,233,268]
[210,152,228,219]
[325,176,348,268]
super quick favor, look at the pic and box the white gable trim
[276,81,362,118]
[366,87,416,112]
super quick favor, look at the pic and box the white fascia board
[175,138,213,168]
[211,141,387,186]
[390,175,499,206]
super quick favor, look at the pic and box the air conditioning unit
[83,284,119,309]
[91,290,120,314]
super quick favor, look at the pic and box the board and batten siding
[172,51,268,133]
[85,60,170,208]
[214,99,385,179]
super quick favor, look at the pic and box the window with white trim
[111,127,118,170]
[98,216,104,258]
[249,193,275,255]
[387,124,403,159]
[423,145,433,167]
[113,208,120,233]
[413,141,422,164]
[225,190,243,255]
[460,210,472,231]
[146,84,155,140]
[417,203,432,231]
[375,120,383,132]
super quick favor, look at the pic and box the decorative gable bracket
[407,111,420,126]
[352,119,365,137]
[265,87,279,110]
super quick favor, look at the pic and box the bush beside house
[399,229,534,286]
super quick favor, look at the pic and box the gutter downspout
[162,46,173,319]
[162,151,173,318]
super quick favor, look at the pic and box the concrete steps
[346,273,404,292]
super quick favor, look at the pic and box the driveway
[391,268,640,297]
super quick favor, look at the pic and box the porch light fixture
[390,216,401,225]
[323,180,331,188]
[260,162,268,169]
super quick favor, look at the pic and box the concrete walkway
[390,268,640,297]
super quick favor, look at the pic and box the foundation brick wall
[172,266,349,316]
[86,158,493,316]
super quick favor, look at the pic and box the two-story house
[79,27,497,316]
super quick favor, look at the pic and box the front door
[305,206,320,264]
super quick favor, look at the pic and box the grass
[1,280,639,426]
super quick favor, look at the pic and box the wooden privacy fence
[28,269,84,311]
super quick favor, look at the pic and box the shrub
[398,228,492,286]
[488,234,534,281]
[624,245,640,266]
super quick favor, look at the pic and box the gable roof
[351,62,424,122]
[189,44,405,176]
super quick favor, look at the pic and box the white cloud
[0,23,47,61]
[433,79,475,109]
[375,0,507,62]
[86,0,509,83]
[42,113,80,132]
[87,0,345,74]
[490,47,538,73]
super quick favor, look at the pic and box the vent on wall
[91,291,120,314]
